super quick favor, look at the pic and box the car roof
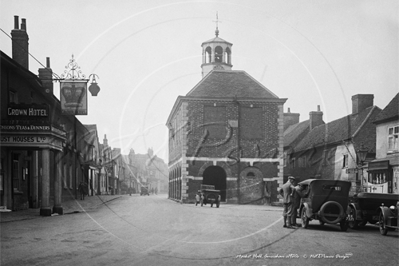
[298,179,351,186]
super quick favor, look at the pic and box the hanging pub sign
[60,80,88,115]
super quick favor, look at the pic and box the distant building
[123,148,168,194]
[368,93,399,193]
[167,27,286,204]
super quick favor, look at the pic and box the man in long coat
[278,176,296,228]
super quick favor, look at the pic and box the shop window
[12,154,20,191]
[388,126,399,152]
[368,172,392,193]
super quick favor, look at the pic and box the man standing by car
[291,183,305,227]
[278,176,296,228]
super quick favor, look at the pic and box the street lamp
[356,143,369,192]
[357,143,369,164]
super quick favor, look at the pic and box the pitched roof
[294,106,380,152]
[202,36,232,45]
[186,70,278,99]
[373,93,399,124]
[83,124,98,145]
[284,120,310,147]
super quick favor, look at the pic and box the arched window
[205,47,212,63]
[215,46,223,62]
[225,47,231,64]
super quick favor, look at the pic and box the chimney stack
[309,105,324,130]
[352,94,374,114]
[11,16,29,69]
[38,57,54,94]
[283,107,300,130]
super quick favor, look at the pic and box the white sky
[1,0,398,162]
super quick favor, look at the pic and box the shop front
[0,105,66,215]
[367,159,396,194]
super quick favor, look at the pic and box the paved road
[1,194,398,266]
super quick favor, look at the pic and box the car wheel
[340,220,348,231]
[301,207,309,229]
[217,203,219,208]
[211,204,213,207]
[347,206,358,229]
[379,212,388,235]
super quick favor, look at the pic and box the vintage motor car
[200,184,221,208]
[379,201,399,236]
[140,186,150,196]
[299,179,351,231]
[348,192,399,229]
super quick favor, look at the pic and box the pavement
[0,194,122,223]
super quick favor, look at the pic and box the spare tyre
[319,201,344,224]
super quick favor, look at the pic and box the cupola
[201,14,233,77]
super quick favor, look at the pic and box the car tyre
[347,206,358,229]
[379,212,388,235]
[301,207,309,229]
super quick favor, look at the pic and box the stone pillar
[40,148,52,216]
[53,151,63,215]
[32,151,39,208]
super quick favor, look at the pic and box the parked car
[299,179,351,231]
[200,184,221,208]
[379,201,399,236]
[140,186,150,196]
[348,192,399,229]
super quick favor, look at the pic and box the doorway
[202,166,227,201]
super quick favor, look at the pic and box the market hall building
[166,27,286,204]
[0,17,92,215]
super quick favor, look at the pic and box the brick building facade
[167,29,286,204]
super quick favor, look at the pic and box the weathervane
[213,12,221,37]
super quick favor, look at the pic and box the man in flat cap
[278,176,297,228]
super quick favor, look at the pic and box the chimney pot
[46,57,50,68]
[14,16,19,29]
[317,105,320,111]
[11,16,29,69]
[288,107,291,113]
[21,18,26,31]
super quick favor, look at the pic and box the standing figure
[278,176,296,229]
[195,191,201,206]
[78,181,87,200]
[291,183,305,227]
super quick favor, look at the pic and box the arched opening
[205,47,212,63]
[225,47,231,64]
[215,46,223,63]
[202,165,227,201]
